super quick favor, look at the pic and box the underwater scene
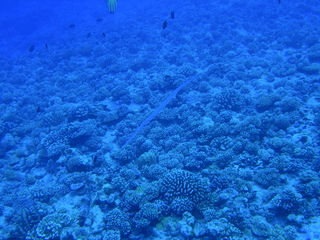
[0,0,320,239]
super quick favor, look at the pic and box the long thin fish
[123,76,196,148]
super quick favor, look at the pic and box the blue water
[0,0,320,239]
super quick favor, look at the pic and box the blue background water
[0,0,320,239]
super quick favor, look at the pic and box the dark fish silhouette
[87,32,91,38]
[29,45,35,52]
[68,24,75,28]
[45,43,48,50]
[162,20,168,29]
[278,0,281,3]
[102,32,106,37]
[96,18,103,22]
[170,11,175,19]
[300,136,308,143]
[36,106,41,113]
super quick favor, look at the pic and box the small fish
[87,32,91,38]
[102,32,106,37]
[29,45,35,52]
[36,106,41,113]
[170,11,175,19]
[45,43,48,50]
[278,0,281,3]
[300,136,308,143]
[68,24,75,28]
[96,17,103,22]
[162,20,168,29]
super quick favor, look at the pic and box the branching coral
[161,169,209,214]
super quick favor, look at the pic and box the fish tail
[108,0,117,13]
